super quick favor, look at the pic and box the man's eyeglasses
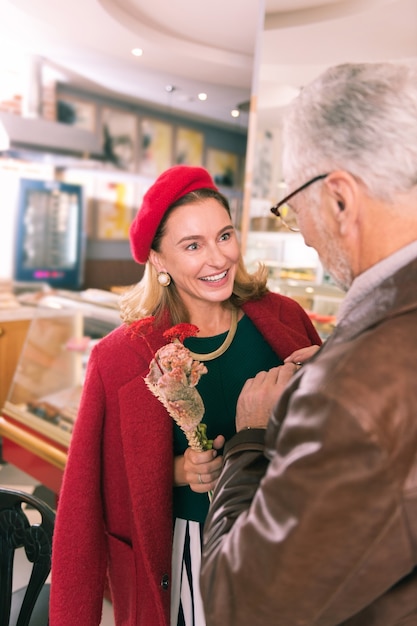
[270,173,329,232]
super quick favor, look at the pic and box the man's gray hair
[282,61,417,201]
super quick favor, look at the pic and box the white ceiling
[1,0,416,130]
[260,0,417,127]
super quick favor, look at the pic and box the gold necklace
[188,307,239,361]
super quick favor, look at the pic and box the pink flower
[135,319,212,451]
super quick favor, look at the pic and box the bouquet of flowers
[128,318,212,451]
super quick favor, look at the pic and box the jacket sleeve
[201,378,414,626]
[50,348,107,625]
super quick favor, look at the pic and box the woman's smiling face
[150,198,240,311]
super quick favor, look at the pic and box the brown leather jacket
[201,257,417,626]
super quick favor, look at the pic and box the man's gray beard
[316,228,353,292]
[322,263,352,292]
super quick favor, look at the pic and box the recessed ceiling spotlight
[231,109,240,118]
[198,92,207,101]
[131,48,143,57]
[165,85,176,93]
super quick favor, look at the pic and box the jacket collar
[335,257,417,342]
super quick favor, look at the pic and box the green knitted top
[173,314,282,523]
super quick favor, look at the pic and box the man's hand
[284,344,320,366]
[236,363,298,432]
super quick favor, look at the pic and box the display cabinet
[245,230,344,339]
[0,293,121,493]
[0,317,31,411]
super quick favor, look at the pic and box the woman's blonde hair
[120,190,268,326]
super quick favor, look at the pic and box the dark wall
[83,258,144,290]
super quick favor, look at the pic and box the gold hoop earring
[157,271,171,287]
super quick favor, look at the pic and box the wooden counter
[0,307,36,411]
[0,306,66,494]
[0,298,119,495]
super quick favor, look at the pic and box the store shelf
[0,111,102,155]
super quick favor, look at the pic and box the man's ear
[323,171,360,235]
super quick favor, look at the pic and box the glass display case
[0,292,121,492]
[276,281,343,339]
[245,230,344,339]
[245,230,323,283]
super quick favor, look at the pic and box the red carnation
[163,323,199,344]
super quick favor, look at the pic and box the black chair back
[0,487,55,626]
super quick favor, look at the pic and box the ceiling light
[131,48,143,57]
[165,85,176,93]
[198,93,207,101]
[231,109,240,118]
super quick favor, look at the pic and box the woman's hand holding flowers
[182,435,225,493]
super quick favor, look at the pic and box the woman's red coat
[50,292,321,625]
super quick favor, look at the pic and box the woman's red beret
[129,165,218,264]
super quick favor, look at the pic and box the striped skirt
[171,518,206,626]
